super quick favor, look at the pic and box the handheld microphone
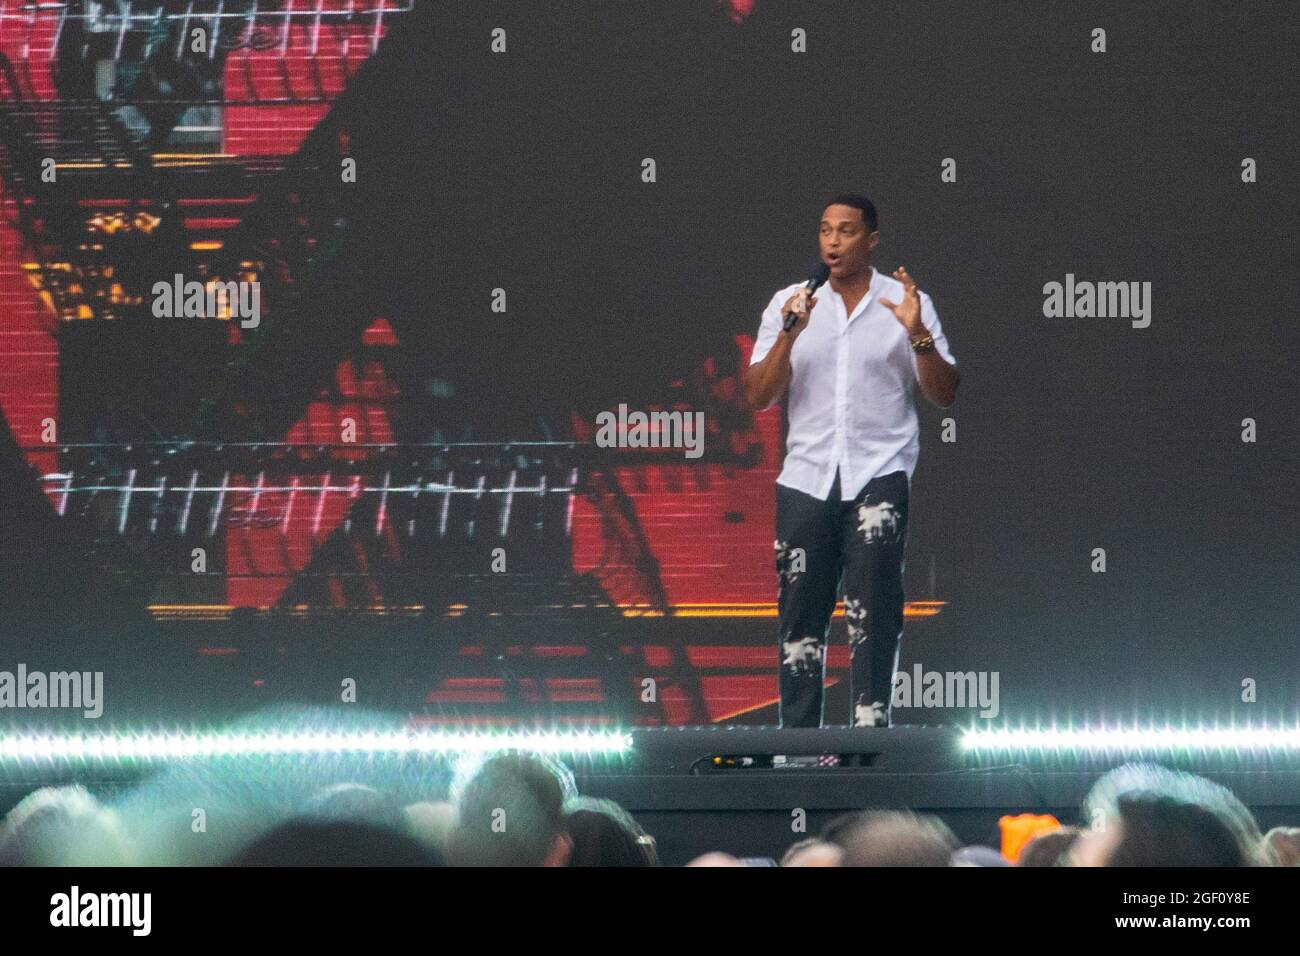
[782,261,831,332]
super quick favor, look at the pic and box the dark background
[382,0,1297,719]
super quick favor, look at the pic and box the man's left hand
[880,266,925,337]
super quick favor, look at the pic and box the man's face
[819,204,878,279]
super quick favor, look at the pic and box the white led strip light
[0,729,634,763]
[961,726,1300,753]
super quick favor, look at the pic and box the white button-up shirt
[749,266,956,502]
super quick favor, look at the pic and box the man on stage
[744,194,959,728]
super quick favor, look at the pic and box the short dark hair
[563,797,657,867]
[234,820,437,866]
[823,193,878,233]
[450,753,575,866]
[1106,795,1247,867]
[1082,763,1264,864]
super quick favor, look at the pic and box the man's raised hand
[880,266,924,336]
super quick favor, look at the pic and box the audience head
[0,785,132,866]
[448,752,576,866]
[685,851,746,867]
[235,819,436,866]
[1016,826,1081,867]
[1263,826,1300,866]
[781,839,843,867]
[1074,793,1247,867]
[564,797,657,866]
[303,782,406,831]
[951,845,1010,867]
[1076,765,1263,866]
[403,801,458,858]
[821,810,959,866]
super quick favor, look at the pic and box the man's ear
[544,832,573,867]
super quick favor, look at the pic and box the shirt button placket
[833,318,848,499]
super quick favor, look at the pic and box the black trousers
[775,468,909,728]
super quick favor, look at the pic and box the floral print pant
[775,468,909,728]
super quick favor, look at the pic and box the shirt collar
[828,266,879,320]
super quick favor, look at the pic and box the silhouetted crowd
[2,756,1297,866]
